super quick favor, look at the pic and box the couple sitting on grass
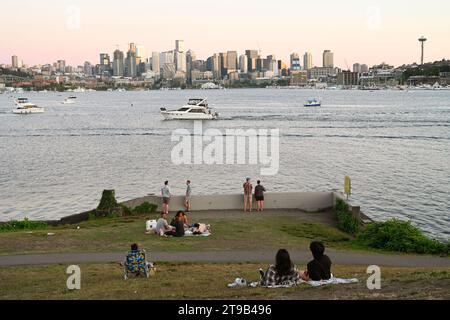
[155,211,208,237]
[260,241,332,286]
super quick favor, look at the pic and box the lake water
[0,89,449,240]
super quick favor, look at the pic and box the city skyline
[1,0,450,68]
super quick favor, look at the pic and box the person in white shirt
[161,180,171,214]
[155,212,174,236]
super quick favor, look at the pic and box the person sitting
[301,241,332,281]
[165,211,185,237]
[155,212,174,236]
[260,249,301,286]
[170,211,189,228]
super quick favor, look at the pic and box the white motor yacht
[160,98,219,120]
[62,96,77,104]
[13,98,45,114]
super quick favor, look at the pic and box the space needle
[418,36,427,65]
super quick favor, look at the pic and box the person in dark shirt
[254,180,266,212]
[301,241,332,281]
[166,211,186,237]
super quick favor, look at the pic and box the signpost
[344,176,351,199]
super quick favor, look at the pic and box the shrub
[334,198,361,235]
[131,202,158,215]
[357,219,449,255]
[0,217,47,233]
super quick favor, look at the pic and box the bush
[334,198,361,235]
[131,202,158,215]
[0,218,47,233]
[357,219,449,255]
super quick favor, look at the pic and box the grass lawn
[0,212,367,256]
[0,263,448,300]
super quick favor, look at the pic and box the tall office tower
[245,50,259,72]
[175,51,186,72]
[11,55,19,68]
[151,52,160,73]
[219,52,228,77]
[353,63,361,73]
[323,50,334,68]
[84,61,93,77]
[212,54,222,79]
[129,43,137,53]
[175,40,185,53]
[136,45,145,60]
[303,52,313,70]
[100,53,110,66]
[239,55,248,73]
[57,60,66,73]
[113,50,124,77]
[226,51,238,73]
[360,64,369,73]
[125,50,137,78]
[290,52,301,71]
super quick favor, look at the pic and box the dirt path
[0,249,449,267]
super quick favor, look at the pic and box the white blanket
[184,230,211,237]
[229,276,359,289]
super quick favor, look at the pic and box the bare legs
[244,194,252,212]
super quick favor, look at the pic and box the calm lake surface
[0,89,449,240]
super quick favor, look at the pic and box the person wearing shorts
[161,181,171,214]
[243,177,253,213]
[185,180,192,212]
[255,180,266,212]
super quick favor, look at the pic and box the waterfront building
[290,52,301,71]
[303,52,313,70]
[56,60,66,73]
[212,54,222,79]
[323,50,334,68]
[175,51,186,72]
[337,70,359,86]
[162,63,176,80]
[307,66,340,81]
[291,70,308,86]
[151,52,160,74]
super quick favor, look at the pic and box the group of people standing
[160,178,267,214]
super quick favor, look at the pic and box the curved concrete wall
[122,192,336,212]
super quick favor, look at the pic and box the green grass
[0,263,448,300]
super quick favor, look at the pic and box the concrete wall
[122,192,335,212]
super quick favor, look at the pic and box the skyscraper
[245,50,259,73]
[212,54,222,79]
[125,50,137,78]
[303,52,313,70]
[11,55,19,68]
[239,55,248,73]
[175,51,186,72]
[151,52,160,74]
[323,50,334,68]
[226,51,238,73]
[290,53,301,71]
[175,40,185,53]
[113,50,124,77]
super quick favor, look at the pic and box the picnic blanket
[184,230,211,237]
[228,275,359,289]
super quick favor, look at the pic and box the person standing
[243,178,253,213]
[161,181,171,215]
[255,180,266,212]
[185,180,192,212]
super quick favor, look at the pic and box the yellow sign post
[344,176,351,199]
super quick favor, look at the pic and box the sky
[1,0,449,68]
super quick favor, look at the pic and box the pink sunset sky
[1,0,449,68]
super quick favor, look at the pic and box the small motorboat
[160,98,219,120]
[304,98,321,107]
[62,96,77,104]
[12,98,45,114]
